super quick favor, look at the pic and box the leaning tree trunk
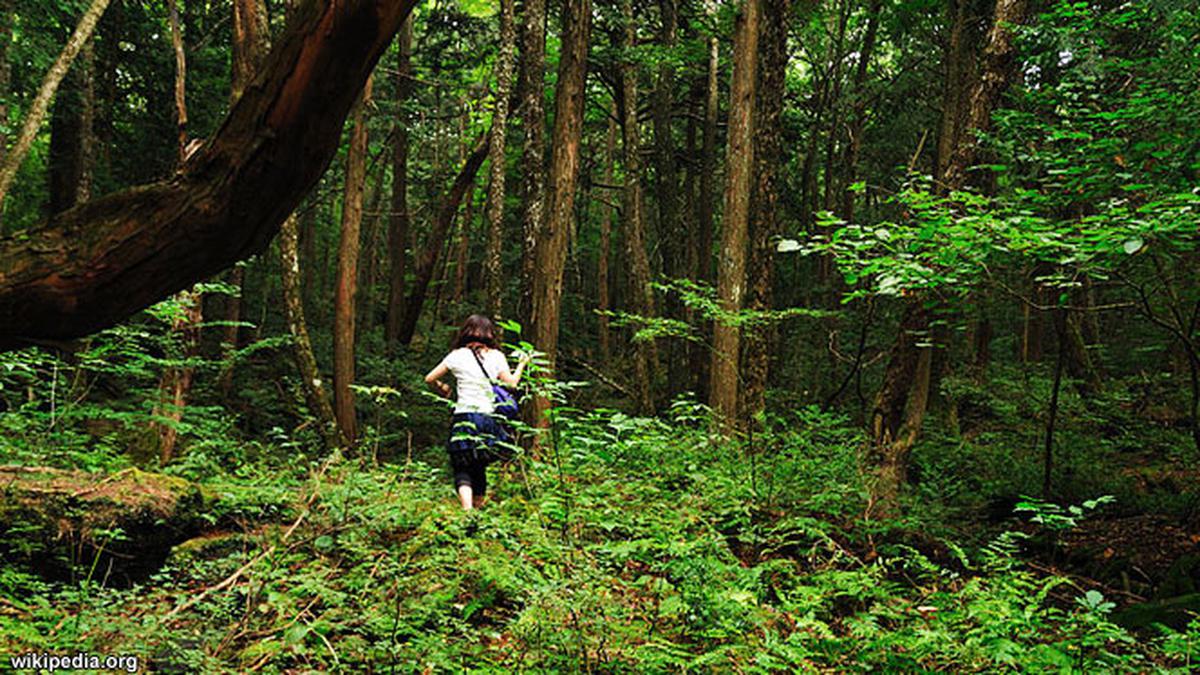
[619,0,657,415]
[279,212,341,449]
[528,0,592,428]
[397,133,491,346]
[740,0,791,428]
[333,79,372,447]
[485,0,517,318]
[0,0,418,352]
[0,0,111,210]
[709,0,761,432]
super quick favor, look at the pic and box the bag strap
[469,347,492,381]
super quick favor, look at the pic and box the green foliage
[2,394,1194,672]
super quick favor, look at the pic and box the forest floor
[2,396,1199,673]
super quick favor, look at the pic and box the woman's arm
[497,352,531,388]
[424,363,453,399]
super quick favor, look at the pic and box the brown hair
[452,314,499,354]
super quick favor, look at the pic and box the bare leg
[457,484,474,510]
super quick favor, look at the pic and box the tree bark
[279,212,341,449]
[934,0,970,183]
[333,79,372,447]
[0,0,11,230]
[0,0,111,210]
[219,0,271,373]
[942,0,1026,191]
[838,0,882,223]
[619,0,657,414]
[597,109,616,363]
[0,0,418,351]
[151,0,199,465]
[528,0,591,426]
[518,0,548,326]
[398,133,491,346]
[692,0,720,399]
[485,0,518,318]
[654,0,685,398]
[869,0,1028,515]
[385,16,414,346]
[740,0,791,427]
[709,0,761,431]
[869,302,931,516]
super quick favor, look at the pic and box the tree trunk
[385,16,414,346]
[485,0,517,318]
[654,0,684,399]
[838,0,882,223]
[528,0,592,426]
[740,0,791,427]
[333,79,372,447]
[219,0,271,379]
[934,0,970,183]
[597,110,616,363]
[398,133,491,346]
[151,0,199,465]
[451,183,474,307]
[0,0,418,351]
[48,60,84,216]
[709,0,761,431]
[868,0,1028,515]
[518,0,548,326]
[619,0,657,414]
[942,0,1027,191]
[0,0,111,210]
[0,0,11,230]
[869,302,932,516]
[232,0,270,102]
[279,212,341,449]
[692,0,720,399]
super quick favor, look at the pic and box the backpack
[470,349,520,422]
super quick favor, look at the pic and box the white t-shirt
[439,347,512,414]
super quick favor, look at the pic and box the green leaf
[1122,237,1144,255]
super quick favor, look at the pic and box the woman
[424,314,529,510]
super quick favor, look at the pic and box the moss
[0,465,212,585]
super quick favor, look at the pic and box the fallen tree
[0,0,417,352]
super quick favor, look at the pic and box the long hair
[452,314,499,355]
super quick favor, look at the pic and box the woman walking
[425,314,529,510]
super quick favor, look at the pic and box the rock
[0,465,211,585]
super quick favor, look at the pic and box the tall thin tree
[709,0,761,431]
[528,0,592,426]
[485,0,518,318]
[333,78,373,447]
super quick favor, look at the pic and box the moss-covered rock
[0,465,210,585]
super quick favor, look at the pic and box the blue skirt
[446,412,511,469]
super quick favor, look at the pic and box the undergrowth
[1,401,1196,672]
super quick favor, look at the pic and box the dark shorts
[446,412,511,495]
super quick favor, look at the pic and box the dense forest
[1,0,1198,670]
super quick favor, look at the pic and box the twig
[561,352,634,399]
[161,453,340,622]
